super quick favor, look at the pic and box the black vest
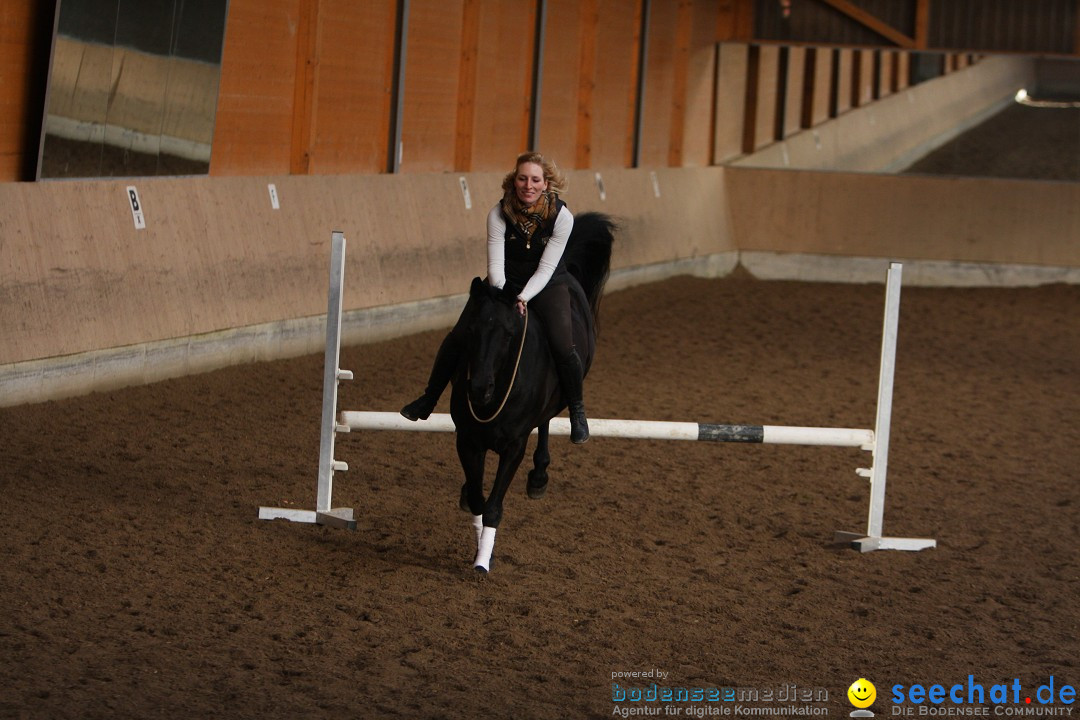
[502,199,567,290]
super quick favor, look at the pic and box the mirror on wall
[36,0,229,179]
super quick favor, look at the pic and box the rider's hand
[515,299,527,317]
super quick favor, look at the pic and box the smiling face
[847,679,876,709]
[513,161,548,205]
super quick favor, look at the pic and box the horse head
[465,277,523,408]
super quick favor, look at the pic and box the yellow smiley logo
[848,678,876,709]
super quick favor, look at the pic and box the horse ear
[470,277,486,298]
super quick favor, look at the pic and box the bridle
[467,307,528,423]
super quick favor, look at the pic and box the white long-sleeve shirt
[486,202,574,303]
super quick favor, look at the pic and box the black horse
[450,213,615,572]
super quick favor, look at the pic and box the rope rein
[467,307,528,424]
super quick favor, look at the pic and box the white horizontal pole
[339,411,873,449]
[345,411,457,433]
[762,425,873,447]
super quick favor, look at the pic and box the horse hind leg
[526,421,551,499]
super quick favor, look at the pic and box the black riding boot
[555,347,589,444]
[400,334,460,421]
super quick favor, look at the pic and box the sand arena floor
[2,273,1079,719]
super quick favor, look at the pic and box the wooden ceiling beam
[914,0,931,49]
[717,0,753,42]
[816,0,916,48]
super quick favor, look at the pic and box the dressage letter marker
[126,186,145,229]
[459,177,472,210]
[259,233,936,555]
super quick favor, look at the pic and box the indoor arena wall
[0,167,733,406]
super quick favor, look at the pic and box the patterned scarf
[501,189,557,241]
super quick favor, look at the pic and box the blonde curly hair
[501,152,567,196]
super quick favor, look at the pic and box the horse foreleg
[474,439,528,573]
[526,421,551,499]
[456,434,486,514]
[456,435,487,562]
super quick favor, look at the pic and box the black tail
[564,212,615,324]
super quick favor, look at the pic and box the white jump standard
[259,231,936,555]
[258,231,356,531]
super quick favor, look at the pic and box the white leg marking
[472,514,484,548]
[473,526,497,572]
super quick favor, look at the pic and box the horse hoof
[527,470,548,499]
[472,552,493,573]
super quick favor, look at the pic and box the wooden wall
[727,167,1080,268]
[637,0,721,167]
[1,29,1075,407]
[807,47,832,126]
[533,0,587,165]
[713,42,747,162]
[312,0,398,174]
[4,1,1080,409]
[1,0,1016,182]
[781,47,805,139]
[735,54,1033,173]
[733,43,983,154]
[0,3,30,178]
[0,166,735,398]
[0,0,49,181]
[211,0,399,176]
[397,0,538,173]
[207,0,761,175]
[751,45,779,151]
[210,0,305,175]
[6,152,1080,407]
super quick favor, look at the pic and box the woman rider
[400,151,590,444]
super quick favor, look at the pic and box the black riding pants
[525,280,575,361]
